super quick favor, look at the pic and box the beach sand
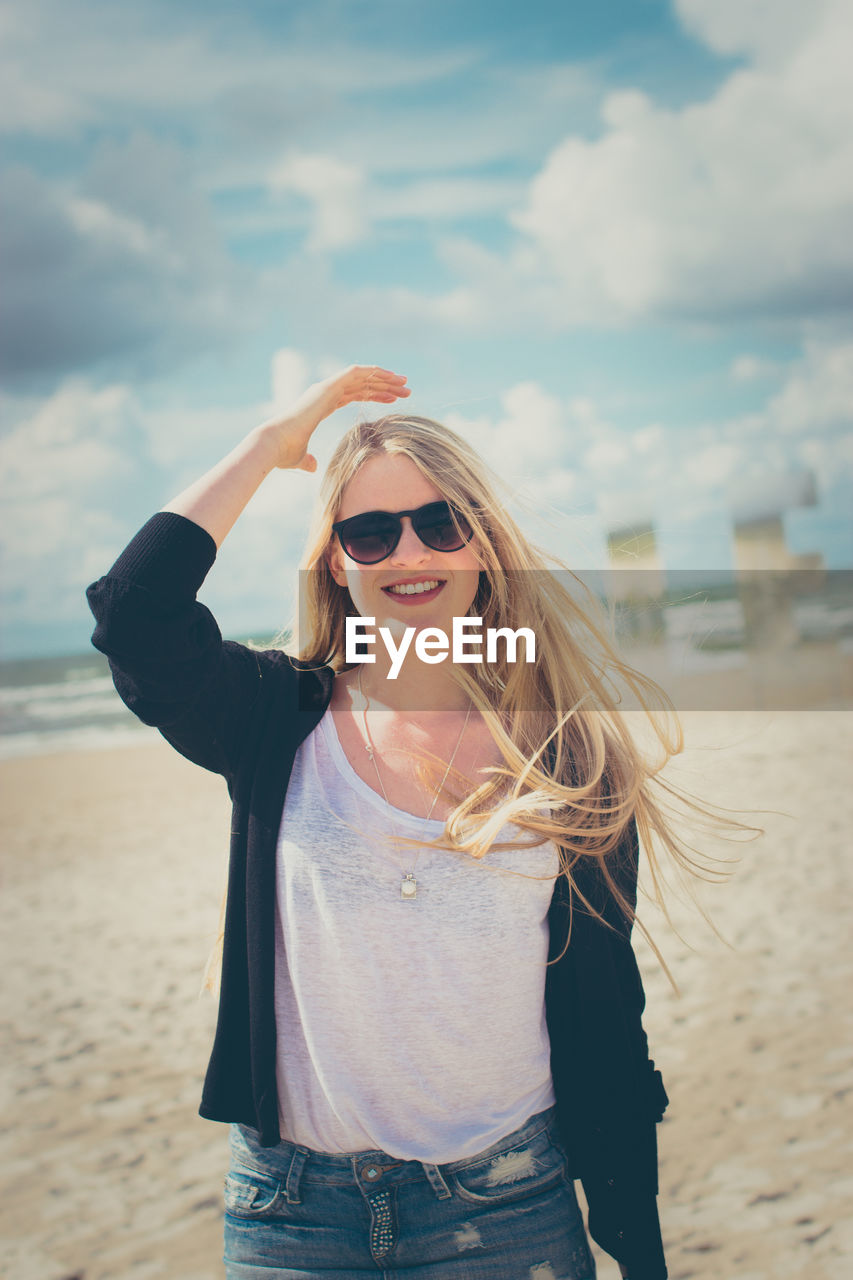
[1,712,851,1280]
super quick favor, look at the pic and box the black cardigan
[87,511,670,1280]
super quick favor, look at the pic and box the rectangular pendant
[401,874,417,900]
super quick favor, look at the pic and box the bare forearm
[161,424,283,549]
[160,365,409,549]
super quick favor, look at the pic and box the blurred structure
[605,521,665,642]
[732,514,823,573]
[731,470,823,648]
[730,469,819,551]
[578,471,851,710]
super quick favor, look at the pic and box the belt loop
[285,1146,309,1204]
[421,1161,452,1200]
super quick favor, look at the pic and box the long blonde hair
[304,418,741,907]
[203,413,746,996]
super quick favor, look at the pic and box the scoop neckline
[320,708,446,831]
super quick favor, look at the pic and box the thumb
[297,453,318,474]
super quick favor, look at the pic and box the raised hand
[258,365,411,473]
[161,364,410,547]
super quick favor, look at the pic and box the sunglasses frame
[331,500,475,565]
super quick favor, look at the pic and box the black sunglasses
[331,500,474,565]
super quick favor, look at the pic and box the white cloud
[584,437,631,472]
[0,379,137,506]
[765,338,853,435]
[674,0,834,63]
[271,349,312,410]
[0,348,321,637]
[107,347,327,636]
[666,338,853,515]
[443,334,853,556]
[261,162,527,255]
[142,345,325,478]
[140,401,262,476]
[373,175,526,222]
[446,381,565,477]
[493,382,565,467]
[730,355,783,383]
[66,195,180,266]
[0,1,606,286]
[270,153,367,251]
[684,441,743,490]
[634,424,666,454]
[445,0,853,329]
[0,378,149,625]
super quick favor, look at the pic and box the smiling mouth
[382,579,445,598]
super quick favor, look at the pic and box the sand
[1,712,852,1280]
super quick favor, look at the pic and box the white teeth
[386,580,442,595]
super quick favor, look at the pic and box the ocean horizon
[0,635,284,759]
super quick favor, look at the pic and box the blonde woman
[88,365,689,1280]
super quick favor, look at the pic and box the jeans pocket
[223,1165,284,1219]
[448,1123,569,1206]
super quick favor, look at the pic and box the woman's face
[326,453,483,635]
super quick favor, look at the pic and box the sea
[0,650,155,759]
[0,635,281,760]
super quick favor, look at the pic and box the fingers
[360,366,411,404]
[323,364,411,410]
[351,365,409,389]
[349,364,406,382]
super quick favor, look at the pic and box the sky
[1,0,851,658]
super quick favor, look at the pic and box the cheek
[461,543,486,578]
[453,565,484,612]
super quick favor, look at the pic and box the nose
[390,516,432,563]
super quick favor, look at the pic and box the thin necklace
[356,665,472,900]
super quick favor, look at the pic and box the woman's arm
[87,365,409,776]
[161,365,409,547]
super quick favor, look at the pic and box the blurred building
[730,470,823,648]
[605,522,665,595]
[605,521,665,642]
[731,469,822,572]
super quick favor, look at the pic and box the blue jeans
[223,1105,596,1279]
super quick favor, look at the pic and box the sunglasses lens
[416,503,472,551]
[337,502,473,562]
[340,515,399,563]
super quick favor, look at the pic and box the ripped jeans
[223,1105,596,1279]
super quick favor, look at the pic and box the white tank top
[272,707,559,1162]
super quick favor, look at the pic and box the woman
[88,364,688,1280]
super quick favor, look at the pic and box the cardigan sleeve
[86,511,270,781]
